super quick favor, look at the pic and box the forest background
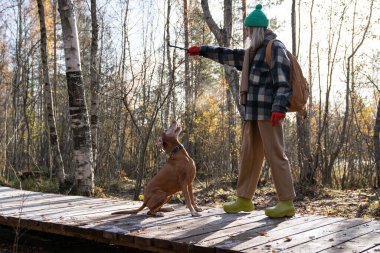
[0,0,379,217]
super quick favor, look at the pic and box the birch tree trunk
[37,0,65,184]
[90,0,99,172]
[58,0,94,195]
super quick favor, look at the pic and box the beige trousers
[236,120,296,201]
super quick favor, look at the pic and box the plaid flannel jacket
[199,32,292,121]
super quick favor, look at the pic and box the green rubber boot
[223,196,255,214]
[265,199,295,218]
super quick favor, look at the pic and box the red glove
[188,46,200,56]
[270,112,285,126]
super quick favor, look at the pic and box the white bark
[58,0,94,195]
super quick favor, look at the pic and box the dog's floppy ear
[156,136,165,153]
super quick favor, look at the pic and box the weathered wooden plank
[187,215,331,253]
[160,214,274,253]
[0,185,16,193]
[0,196,115,214]
[284,220,380,253]
[0,204,183,253]
[319,228,380,253]
[76,204,196,229]
[88,206,222,238]
[0,192,52,203]
[73,207,225,253]
[169,215,322,253]
[0,194,79,207]
[0,189,94,202]
[366,244,380,252]
[0,186,42,196]
[81,209,213,253]
[1,198,132,218]
[16,202,143,224]
[0,212,138,250]
[131,210,264,249]
[1,186,380,253]
[5,198,129,215]
[234,217,361,252]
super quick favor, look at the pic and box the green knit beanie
[244,4,269,27]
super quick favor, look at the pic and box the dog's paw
[195,206,203,212]
[159,207,175,212]
[147,211,165,217]
[191,212,201,217]
[156,212,165,217]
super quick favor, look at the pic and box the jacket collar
[263,29,277,46]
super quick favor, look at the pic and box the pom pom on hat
[244,4,269,27]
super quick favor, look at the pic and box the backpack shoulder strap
[265,39,276,67]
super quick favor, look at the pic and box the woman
[187,4,296,218]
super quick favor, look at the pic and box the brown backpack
[265,39,309,113]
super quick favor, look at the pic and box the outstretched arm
[188,45,245,71]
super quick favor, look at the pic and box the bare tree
[12,0,23,173]
[0,29,10,178]
[201,0,243,118]
[183,0,191,146]
[36,0,65,184]
[57,0,94,195]
[315,2,347,185]
[375,95,380,188]
[52,0,58,107]
[242,0,247,40]
[297,0,314,186]
[201,0,239,175]
[364,65,380,188]
[164,0,175,128]
[322,0,373,185]
[90,0,99,172]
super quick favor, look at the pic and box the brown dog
[112,121,202,217]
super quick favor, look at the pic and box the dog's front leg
[182,184,201,217]
[188,183,203,212]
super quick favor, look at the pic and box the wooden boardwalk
[0,186,379,253]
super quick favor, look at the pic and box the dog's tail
[111,203,146,215]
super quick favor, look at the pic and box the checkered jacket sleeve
[269,41,292,113]
[199,46,245,71]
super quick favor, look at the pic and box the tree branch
[201,0,223,44]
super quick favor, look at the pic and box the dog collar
[170,144,184,157]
